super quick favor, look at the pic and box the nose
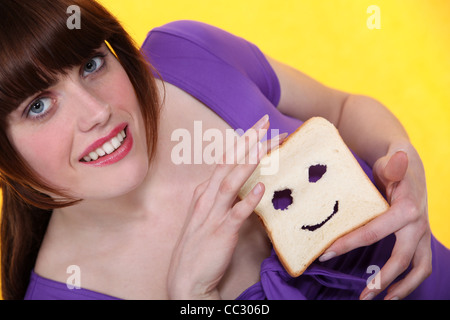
[71,85,112,133]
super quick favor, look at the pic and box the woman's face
[6,44,150,200]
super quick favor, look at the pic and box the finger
[320,202,401,261]
[201,115,268,201]
[263,132,288,154]
[211,141,266,213]
[188,180,217,226]
[383,234,432,300]
[373,151,408,195]
[192,120,268,225]
[209,116,268,192]
[359,226,419,300]
[192,179,210,200]
[227,182,265,230]
[208,131,287,220]
[222,114,269,166]
[384,151,408,183]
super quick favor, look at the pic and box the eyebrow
[10,44,110,117]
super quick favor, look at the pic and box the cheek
[12,125,74,184]
[107,70,147,146]
[100,59,138,107]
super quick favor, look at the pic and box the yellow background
[1,0,449,298]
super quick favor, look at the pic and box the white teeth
[81,129,127,162]
[95,148,106,157]
[89,152,99,161]
[103,142,115,154]
[111,137,121,149]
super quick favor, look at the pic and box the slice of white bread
[239,117,389,277]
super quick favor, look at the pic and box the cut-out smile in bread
[239,117,389,277]
[301,200,339,232]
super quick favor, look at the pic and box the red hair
[0,0,160,299]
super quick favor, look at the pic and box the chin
[71,154,150,201]
[100,158,149,199]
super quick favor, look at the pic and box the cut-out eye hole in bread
[239,117,389,277]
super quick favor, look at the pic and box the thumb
[373,150,408,197]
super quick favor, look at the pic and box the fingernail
[390,296,400,301]
[252,183,263,195]
[362,292,375,300]
[254,114,269,130]
[319,251,336,262]
[273,132,288,143]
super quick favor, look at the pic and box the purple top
[25,20,450,300]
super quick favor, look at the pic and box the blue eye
[82,56,104,77]
[27,97,52,119]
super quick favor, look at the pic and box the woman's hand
[167,115,284,299]
[320,141,432,300]
[265,56,432,300]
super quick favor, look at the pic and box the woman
[1,0,448,300]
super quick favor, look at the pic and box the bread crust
[239,117,389,277]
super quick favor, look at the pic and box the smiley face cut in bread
[239,117,389,277]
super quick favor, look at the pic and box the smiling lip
[301,201,339,232]
[79,123,133,167]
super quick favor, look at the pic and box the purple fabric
[24,270,120,300]
[24,20,450,300]
[236,235,450,300]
